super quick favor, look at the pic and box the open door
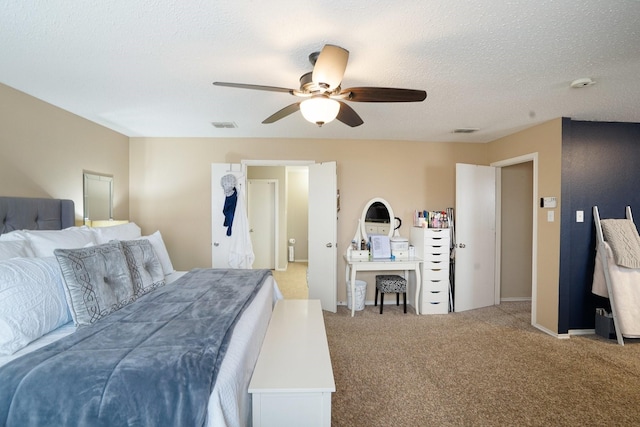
[211,163,247,268]
[454,163,497,312]
[308,161,337,312]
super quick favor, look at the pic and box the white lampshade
[300,96,340,126]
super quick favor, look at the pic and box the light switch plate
[576,210,584,223]
[547,210,555,222]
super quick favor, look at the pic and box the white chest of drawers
[410,227,451,314]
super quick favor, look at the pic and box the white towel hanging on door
[227,180,254,269]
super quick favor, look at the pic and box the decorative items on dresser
[410,226,452,314]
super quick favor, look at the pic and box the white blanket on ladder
[593,242,640,338]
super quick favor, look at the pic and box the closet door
[454,163,496,312]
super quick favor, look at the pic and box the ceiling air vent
[211,121,237,129]
[453,128,479,134]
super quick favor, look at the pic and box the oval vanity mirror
[360,198,394,242]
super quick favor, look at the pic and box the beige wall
[0,83,130,222]
[488,118,563,333]
[129,137,487,302]
[2,83,563,330]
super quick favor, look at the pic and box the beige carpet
[323,301,640,427]
[271,262,308,299]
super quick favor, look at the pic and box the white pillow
[0,257,71,355]
[24,227,97,258]
[0,230,28,242]
[137,231,175,275]
[0,240,35,260]
[92,222,142,244]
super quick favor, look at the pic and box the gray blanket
[601,219,640,268]
[0,268,271,427]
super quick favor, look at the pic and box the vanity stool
[375,275,407,314]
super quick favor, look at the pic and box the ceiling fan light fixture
[300,96,340,127]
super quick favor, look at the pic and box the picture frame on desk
[370,235,391,259]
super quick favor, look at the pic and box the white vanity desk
[344,255,423,316]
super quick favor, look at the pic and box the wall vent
[211,121,237,129]
[453,128,479,134]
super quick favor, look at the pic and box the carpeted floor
[323,302,640,427]
[271,262,308,299]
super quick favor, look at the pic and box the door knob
[326,243,333,248]
[458,243,466,248]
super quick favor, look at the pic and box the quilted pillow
[54,242,135,326]
[0,257,71,355]
[120,239,165,297]
[137,230,175,275]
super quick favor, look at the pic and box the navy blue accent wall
[559,119,640,333]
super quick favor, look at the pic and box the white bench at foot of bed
[249,299,335,427]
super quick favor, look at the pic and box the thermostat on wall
[540,197,557,208]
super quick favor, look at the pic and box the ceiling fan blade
[262,103,301,124]
[336,101,364,127]
[312,45,349,91]
[341,87,427,102]
[213,82,294,94]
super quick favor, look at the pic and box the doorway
[246,164,309,271]
[247,179,277,269]
[499,162,533,301]
[493,153,538,325]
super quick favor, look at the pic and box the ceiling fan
[213,44,427,127]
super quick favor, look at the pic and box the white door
[211,163,246,268]
[454,163,496,312]
[248,179,276,269]
[308,161,337,312]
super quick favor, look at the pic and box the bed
[592,205,640,346]
[0,196,281,426]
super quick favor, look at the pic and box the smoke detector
[570,78,595,88]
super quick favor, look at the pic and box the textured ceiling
[1,0,639,143]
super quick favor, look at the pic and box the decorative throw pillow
[136,230,175,275]
[54,242,135,326]
[120,239,165,297]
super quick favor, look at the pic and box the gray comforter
[0,268,271,427]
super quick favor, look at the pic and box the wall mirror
[83,172,113,223]
[359,197,395,242]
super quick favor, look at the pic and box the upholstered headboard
[0,197,75,235]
